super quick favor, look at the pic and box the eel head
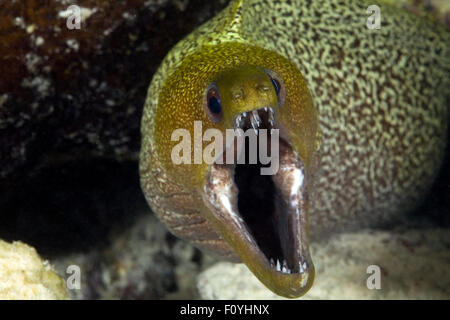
[152,43,319,298]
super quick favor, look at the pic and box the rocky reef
[0,240,67,299]
[0,0,228,192]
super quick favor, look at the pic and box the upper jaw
[202,106,315,298]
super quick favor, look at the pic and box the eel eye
[265,69,286,107]
[270,77,281,96]
[204,84,223,122]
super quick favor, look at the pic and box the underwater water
[0,0,449,300]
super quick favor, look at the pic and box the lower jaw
[202,133,315,298]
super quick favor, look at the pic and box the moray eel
[140,0,449,298]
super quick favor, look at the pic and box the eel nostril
[257,84,270,92]
[232,88,244,101]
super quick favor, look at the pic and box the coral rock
[0,240,68,300]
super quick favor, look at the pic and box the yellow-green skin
[140,0,449,297]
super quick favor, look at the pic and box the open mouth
[203,106,313,296]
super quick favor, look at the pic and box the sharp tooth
[243,112,247,117]
[270,258,275,267]
[299,261,305,273]
[264,107,268,112]
[276,260,281,271]
[268,108,275,127]
[282,260,288,273]
[250,114,259,135]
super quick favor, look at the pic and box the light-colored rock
[197,228,450,299]
[0,240,68,300]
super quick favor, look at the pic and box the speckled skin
[140,0,449,259]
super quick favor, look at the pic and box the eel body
[140,0,449,297]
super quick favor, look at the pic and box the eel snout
[202,106,314,298]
